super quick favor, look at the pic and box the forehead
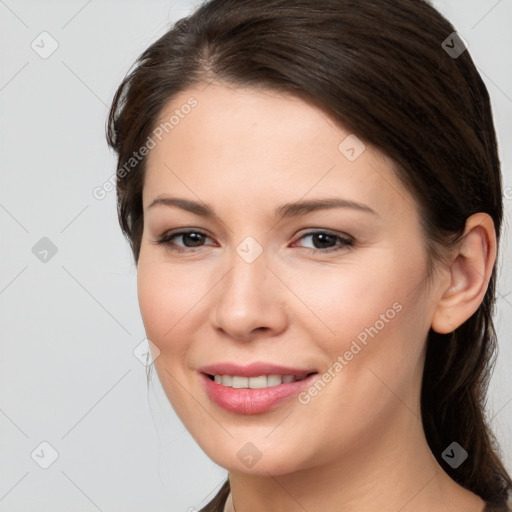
[143,83,416,222]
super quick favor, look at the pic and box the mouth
[204,372,316,388]
[200,370,320,414]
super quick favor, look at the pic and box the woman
[106,0,512,510]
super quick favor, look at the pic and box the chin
[198,437,313,476]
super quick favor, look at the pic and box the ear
[431,213,497,334]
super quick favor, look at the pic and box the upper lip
[199,362,317,378]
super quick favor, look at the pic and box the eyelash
[154,229,354,254]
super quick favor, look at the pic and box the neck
[227,403,485,512]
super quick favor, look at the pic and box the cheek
[320,278,429,421]
[137,263,167,343]
[295,250,429,385]
[287,257,405,341]
[136,257,201,412]
[136,256,195,354]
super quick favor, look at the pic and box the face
[137,82,440,475]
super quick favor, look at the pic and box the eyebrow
[146,196,379,218]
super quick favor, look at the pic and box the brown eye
[293,230,354,254]
[155,230,214,252]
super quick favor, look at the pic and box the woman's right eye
[155,230,214,252]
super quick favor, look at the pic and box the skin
[137,82,496,512]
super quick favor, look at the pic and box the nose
[211,249,289,341]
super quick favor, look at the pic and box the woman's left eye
[293,231,354,253]
[155,229,354,254]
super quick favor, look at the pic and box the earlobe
[430,213,496,335]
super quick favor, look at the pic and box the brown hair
[106,0,512,509]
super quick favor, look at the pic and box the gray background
[0,1,511,511]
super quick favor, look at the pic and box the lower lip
[200,373,319,414]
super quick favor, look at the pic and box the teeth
[267,374,282,386]
[221,375,232,386]
[211,374,307,388]
[247,375,267,388]
[232,376,249,388]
